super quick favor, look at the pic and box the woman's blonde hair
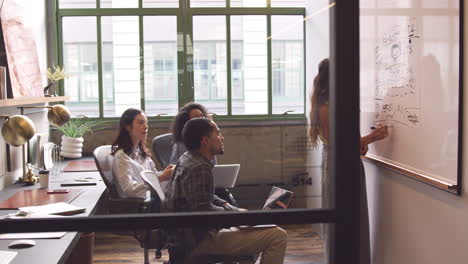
[309,58,329,148]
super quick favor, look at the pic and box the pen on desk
[371,125,392,130]
[61,182,97,187]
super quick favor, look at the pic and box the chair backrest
[140,170,165,202]
[152,133,174,168]
[93,145,118,197]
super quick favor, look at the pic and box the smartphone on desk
[47,189,70,194]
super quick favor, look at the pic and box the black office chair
[93,145,163,264]
[140,170,255,264]
[152,133,174,168]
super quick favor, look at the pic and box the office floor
[93,224,324,264]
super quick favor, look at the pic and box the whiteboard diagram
[373,18,421,128]
[360,3,461,191]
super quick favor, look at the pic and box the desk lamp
[0,104,71,185]
[16,104,71,183]
[1,114,37,184]
[18,104,71,126]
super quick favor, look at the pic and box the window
[56,0,306,119]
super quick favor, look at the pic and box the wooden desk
[0,170,106,264]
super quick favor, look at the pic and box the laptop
[212,164,240,188]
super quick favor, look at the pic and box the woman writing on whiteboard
[309,58,388,264]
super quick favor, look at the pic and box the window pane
[271,0,307,7]
[102,16,141,117]
[231,0,266,7]
[360,0,376,8]
[59,0,95,8]
[143,16,179,116]
[143,0,179,8]
[421,0,456,8]
[62,17,99,117]
[231,16,267,115]
[101,0,138,8]
[191,0,226,8]
[377,0,411,8]
[193,16,227,115]
[271,16,304,114]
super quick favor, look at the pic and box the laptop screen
[212,164,240,188]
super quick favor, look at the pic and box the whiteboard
[359,1,461,191]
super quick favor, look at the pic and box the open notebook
[262,186,294,210]
[140,170,165,201]
[239,186,294,229]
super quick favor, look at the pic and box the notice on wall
[0,0,42,98]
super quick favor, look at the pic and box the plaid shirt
[163,151,235,253]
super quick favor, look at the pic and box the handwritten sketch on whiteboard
[360,5,460,191]
[374,18,420,128]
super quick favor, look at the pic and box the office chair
[140,170,256,264]
[93,145,162,264]
[152,133,174,168]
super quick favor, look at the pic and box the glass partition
[62,17,99,117]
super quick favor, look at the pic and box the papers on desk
[60,177,98,187]
[19,202,86,216]
[0,251,17,264]
[0,232,66,240]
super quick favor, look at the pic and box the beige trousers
[188,226,287,264]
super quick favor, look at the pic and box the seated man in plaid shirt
[163,117,287,264]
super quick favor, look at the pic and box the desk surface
[0,167,106,264]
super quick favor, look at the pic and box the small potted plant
[54,115,103,158]
[44,65,68,97]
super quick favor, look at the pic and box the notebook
[19,202,86,216]
[140,170,165,201]
[262,186,294,210]
[213,164,240,188]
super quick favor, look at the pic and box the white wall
[366,4,468,263]
[305,0,330,209]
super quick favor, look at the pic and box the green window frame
[52,0,306,121]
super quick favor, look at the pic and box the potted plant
[44,65,68,97]
[54,115,103,159]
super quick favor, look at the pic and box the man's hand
[222,202,247,211]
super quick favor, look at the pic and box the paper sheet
[19,202,85,216]
[0,250,17,264]
[0,232,67,239]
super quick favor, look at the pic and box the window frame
[54,0,307,120]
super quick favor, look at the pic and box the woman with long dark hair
[309,58,388,264]
[170,102,209,164]
[112,108,174,199]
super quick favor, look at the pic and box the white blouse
[112,148,162,199]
